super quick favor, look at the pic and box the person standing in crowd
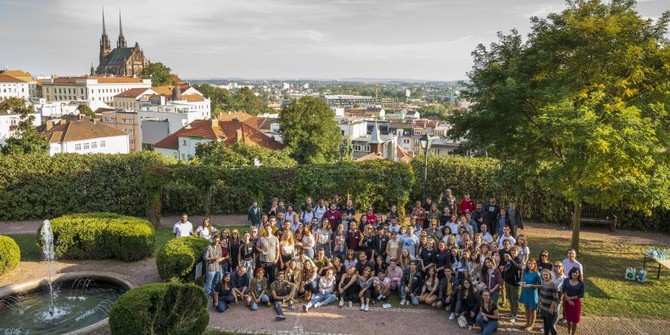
[387,204,400,223]
[342,199,356,231]
[495,209,511,236]
[195,217,217,241]
[386,230,401,263]
[562,249,584,281]
[267,198,280,217]
[315,219,333,258]
[481,257,503,304]
[496,225,516,249]
[239,231,256,278]
[471,203,484,232]
[520,258,542,331]
[173,213,193,238]
[503,246,523,323]
[562,267,585,335]
[204,234,223,296]
[257,223,280,285]
[539,269,560,335]
[552,261,567,324]
[400,226,419,258]
[248,201,262,231]
[229,229,241,272]
[476,290,499,335]
[459,192,476,216]
[270,271,295,321]
[439,189,457,214]
[537,250,553,272]
[482,197,500,235]
[332,223,347,262]
[278,230,295,270]
[507,201,524,237]
[372,225,389,262]
[300,224,315,259]
[480,223,493,244]
[315,199,328,224]
[324,203,342,231]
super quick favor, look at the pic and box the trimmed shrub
[109,282,208,335]
[44,212,155,262]
[156,236,210,282]
[0,235,20,276]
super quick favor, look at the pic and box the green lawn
[521,236,670,319]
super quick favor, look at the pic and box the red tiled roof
[180,94,205,102]
[154,119,284,150]
[0,74,25,83]
[115,88,156,98]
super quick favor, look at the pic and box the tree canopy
[279,96,341,164]
[141,62,175,86]
[194,142,296,167]
[1,98,49,156]
[77,104,96,118]
[192,84,272,116]
[448,0,670,250]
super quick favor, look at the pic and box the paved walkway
[1,217,669,335]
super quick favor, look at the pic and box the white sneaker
[510,316,516,323]
[365,304,370,311]
[400,299,406,305]
[302,304,309,313]
[338,298,344,308]
[348,301,353,308]
[377,294,384,301]
[314,302,321,309]
[449,312,455,320]
[360,303,365,311]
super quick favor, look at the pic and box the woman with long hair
[338,265,359,308]
[213,272,235,313]
[344,248,358,271]
[196,217,218,241]
[418,266,439,306]
[399,247,413,272]
[520,258,542,331]
[516,234,530,265]
[278,230,295,270]
[239,231,255,278]
[229,229,241,272]
[301,224,315,259]
[457,278,478,326]
[315,219,333,258]
[332,223,347,262]
[537,249,553,272]
[480,257,503,304]
[562,267,585,335]
[552,261,567,324]
[248,267,270,311]
[476,289,499,335]
[356,266,374,311]
[411,200,426,229]
[385,230,401,263]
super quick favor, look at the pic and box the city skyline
[0,0,666,81]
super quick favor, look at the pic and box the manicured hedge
[0,152,164,221]
[43,212,155,262]
[156,236,210,282]
[109,282,208,335]
[0,235,20,276]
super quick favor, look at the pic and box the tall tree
[140,62,175,86]
[77,104,96,118]
[195,142,296,167]
[1,98,49,155]
[448,0,670,251]
[279,96,341,164]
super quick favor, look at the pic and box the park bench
[643,252,670,280]
[574,204,618,232]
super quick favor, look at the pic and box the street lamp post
[419,134,432,198]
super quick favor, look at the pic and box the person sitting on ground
[476,289,499,335]
[356,265,374,311]
[438,267,459,318]
[400,260,423,306]
[418,266,439,307]
[457,278,479,327]
[373,268,391,303]
[386,258,404,296]
[213,272,236,313]
[248,267,270,311]
[231,266,250,303]
[270,271,295,321]
[303,269,338,312]
[338,266,359,308]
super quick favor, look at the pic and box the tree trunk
[571,200,582,252]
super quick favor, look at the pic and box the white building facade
[41,77,152,110]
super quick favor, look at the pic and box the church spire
[102,7,107,35]
[117,9,127,48]
[99,6,111,71]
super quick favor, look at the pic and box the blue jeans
[400,285,419,305]
[215,294,236,313]
[309,293,337,307]
[242,259,254,279]
[476,314,499,335]
[491,290,500,306]
[250,294,270,311]
[204,269,220,296]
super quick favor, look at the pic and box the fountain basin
[0,271,133,335]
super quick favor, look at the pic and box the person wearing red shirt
[363,207,376,227]
[458,192,476,216]
[324,203,342,231]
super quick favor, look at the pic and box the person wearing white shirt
[480,223,493,244]
[173,213,194,238]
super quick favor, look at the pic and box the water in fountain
[40,219,56,316]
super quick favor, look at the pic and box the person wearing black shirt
[372,227,389,261]
[503,246,523,323]
[482,198,501,234]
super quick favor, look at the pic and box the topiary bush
[156,236,210,282]
[0,235,20,276]
[43,212,155,262]
[109,282,208,335]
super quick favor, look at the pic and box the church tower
[117,10,127,48]
[99,7,111,67]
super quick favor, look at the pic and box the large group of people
[174,191,585,334]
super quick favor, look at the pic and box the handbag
[625,267,636,281]
[457,315,469,328]
[636,269,648,283]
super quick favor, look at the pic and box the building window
[83,142,90,150]
[91,142,98,148]
[182,139,187,146]
[74,143,81,150]
[100,140,106,147]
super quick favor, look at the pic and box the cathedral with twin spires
[94,9,149,76]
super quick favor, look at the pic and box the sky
[0,0,667,81]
